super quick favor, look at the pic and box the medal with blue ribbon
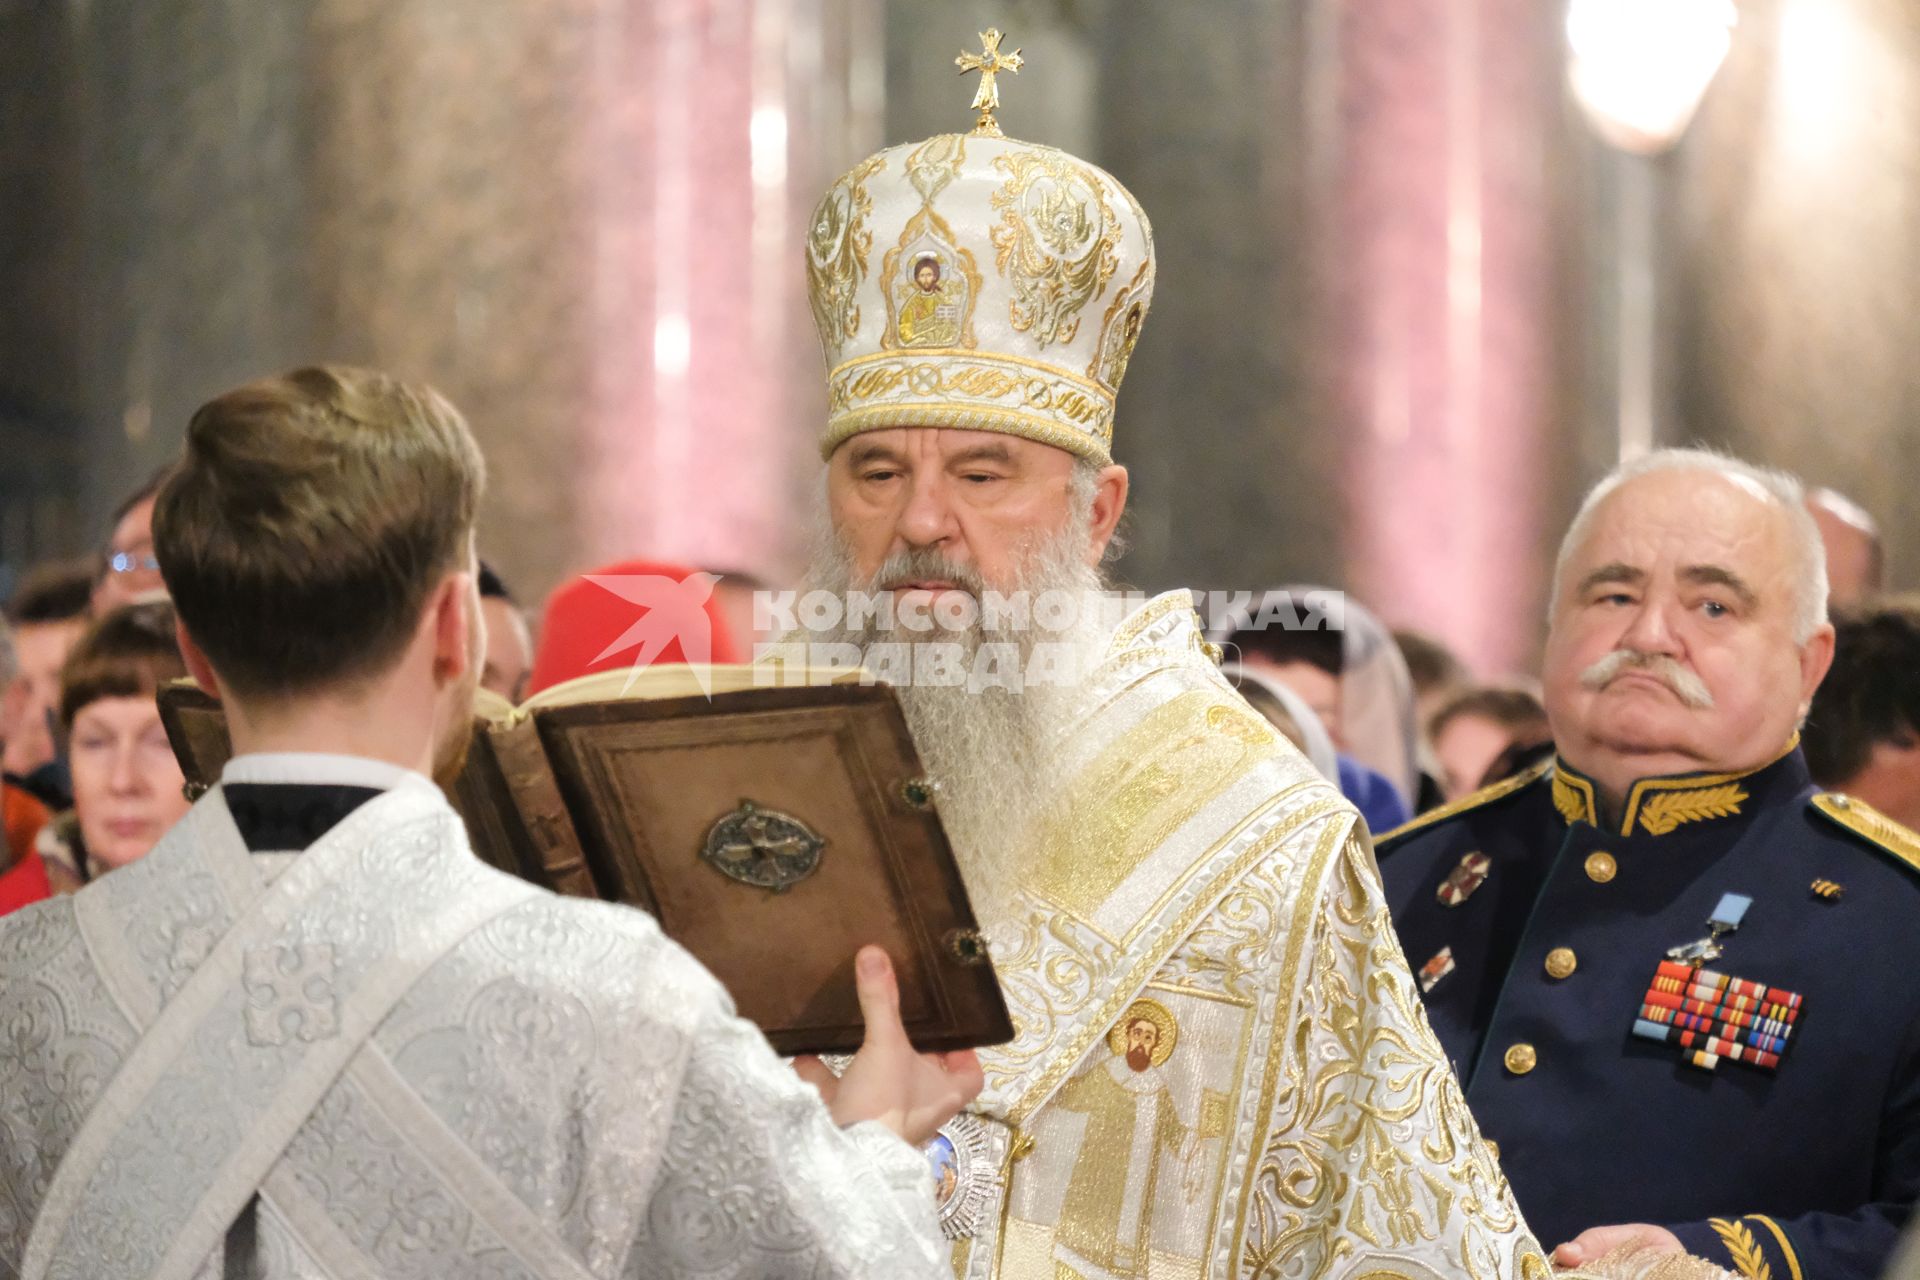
[1632,892,1804,1073]
[1665,892,1751,966]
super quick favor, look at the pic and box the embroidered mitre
[804,34,1155,466]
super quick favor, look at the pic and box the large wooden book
[157,666,1012,1056]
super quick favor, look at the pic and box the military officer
[1379,447,1920,1280]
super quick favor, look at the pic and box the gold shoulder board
[1376,757,1553,849]
[1810,793,1920,877]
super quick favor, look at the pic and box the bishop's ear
[1085,464,1130,565]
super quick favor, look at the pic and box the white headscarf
[1220,662,1340,783]
[1208,586,1421,808]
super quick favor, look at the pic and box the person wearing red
[1,778,48,871]
[526,557,744,696]
[0,599,190,914]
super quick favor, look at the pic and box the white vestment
[0,761,944,1280]
[937,594,1550,1280]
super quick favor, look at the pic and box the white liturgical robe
[0,759,945,1280]
[929,594,1554,1280]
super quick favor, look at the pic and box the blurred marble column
[1327,0,1564,675]
[0,1,88,582]
[51,0,877,602]
[306,0,880,595]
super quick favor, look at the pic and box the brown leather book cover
[156,675,1013,1056]
[529,681,1009,1055]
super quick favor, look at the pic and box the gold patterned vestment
[940,592,1551,1280]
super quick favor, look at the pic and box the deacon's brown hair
[59,599,188,727]
[152,366,485,702]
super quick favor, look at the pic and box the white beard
[798,515,1113,923]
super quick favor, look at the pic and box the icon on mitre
[896,252,964,348]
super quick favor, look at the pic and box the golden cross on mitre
[955,28,1023,137]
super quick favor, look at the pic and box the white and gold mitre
[806,29,1155,466]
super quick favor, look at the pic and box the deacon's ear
[430,571,475,686]
[175,621,223,699]
[1084,464,1130,566]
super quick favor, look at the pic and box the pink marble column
[1330,0,1559,676]
[583,0,879,582]
[307,0,878,601]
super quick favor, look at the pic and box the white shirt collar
[220,752,433,794]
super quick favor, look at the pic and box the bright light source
[653,313,691,378]
[750,107,788,188]
[1567,0,1738,153]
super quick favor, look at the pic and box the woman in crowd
[0,599,190,913]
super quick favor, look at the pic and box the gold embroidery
[1012,978,1255,1280]
[821,349,1116,462]
[1710,1216,1773,1280]
[1375,758,1552,847]
[1811,792,1920,877]
[1614,737,1798,837]
[805,154,882,361]
[1586,1250,1733,1280]
[1104,592,1200,655]
[1551,771,1594,825]
[1235,828,1534,1278]
[999,793,1342,1125]
[1087,256,1154,391]
[1025,692,1265,919]
[989,149,1121,347]
[1636,783,1748,836]
[1746,1215,1803,1280]
[906,133,967,204]
[826,403,1108,463]
[1174,866,1284,1002]
[970,592,1549,1279]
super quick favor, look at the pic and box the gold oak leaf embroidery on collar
[1708,1217,1773,1280]
[1552,773,1588,825]
[1637,783,1749,836]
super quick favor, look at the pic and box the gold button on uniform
[1544,947,1578,980]
[1585,852,1617,883]
[1504,1043,1538,1076]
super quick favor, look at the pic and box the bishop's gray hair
[1549,447,1829,645]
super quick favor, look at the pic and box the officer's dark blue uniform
[1377,744,1920,1280]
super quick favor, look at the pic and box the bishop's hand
[1554,1224,1685,1270]
[793,945,985,1146]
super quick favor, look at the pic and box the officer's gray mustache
[1579,649,1714,709]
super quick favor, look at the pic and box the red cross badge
[1436,851,1492,907]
